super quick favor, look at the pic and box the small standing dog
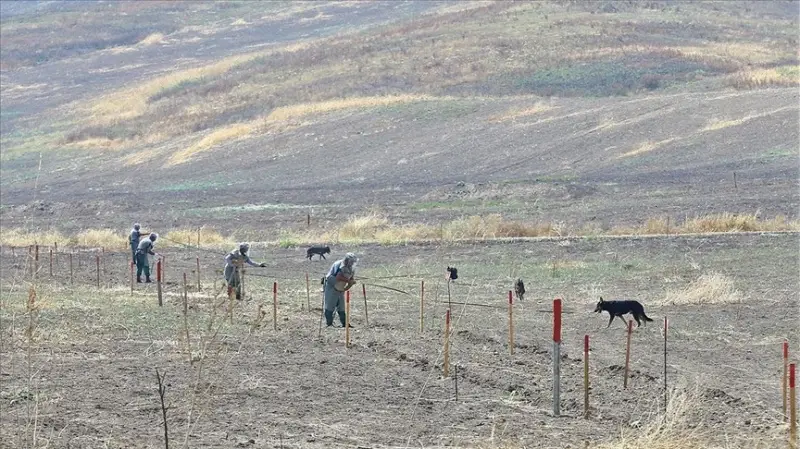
[306,245,331,260]
[594,296,653,328]
[514,278,525,301]
[446,266,458,281]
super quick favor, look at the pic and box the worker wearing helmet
[224,242,266,300]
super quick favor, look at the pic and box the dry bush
[0,229,71,247]
[76,229,126,248]
[660,272,741,306]
[164,227,233,248]
[727,66,800,90]
[681,213,798,233]
[334,213,390,242]
[166,123,254,166]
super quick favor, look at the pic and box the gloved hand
[260,263,267,267]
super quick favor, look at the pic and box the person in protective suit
[323,252,358,328]
[224,242,266,300]
[135,233,159,283]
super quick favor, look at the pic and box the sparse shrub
[661,272,741,305]
[76,229,126,248]
[641,73,661,90]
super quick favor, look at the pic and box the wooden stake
[49,249,53,277]
[183,272,191,364]
[624,319,633,389]
[584,334,590,418]
[553,298,562,417]
[96,254,101,289]
[419,280,425,333]
[785,340,790,421]
[345,290,351,348]
[664,317,668,412]
[69,252,73,285]
[196,257,201,292]
[273,281,278,331]
[443,309,451,378]
[790,363,796,449]
[34,244,39,278]
[307,212,311,228]
[156,260,163,307]
[362,284,369,327]
[54,242,58,264]
[454,364,459,401]
[305,273,310,312]
[508,290,514,355]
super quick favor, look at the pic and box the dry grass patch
[76,229,126,248]
[681,213,797,233]
[166,123,254,166]
[618,138,677,158]
[0,229,71,247]
[264,95,441,123]
[137,32,166,46]
[163,227,233,248]
[660,272,741,306]
[727,65,800,90]
[488,101,556,123]
[701,106,796,132]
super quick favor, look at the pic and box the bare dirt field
[1,232,797,448]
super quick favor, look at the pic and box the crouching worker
[323,252,358,328]
[135,233,159,283]
[224,242,266,300]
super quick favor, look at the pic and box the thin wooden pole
[157,260,163,307]
[273,282,278,331]
[305,273,310,312]
[553,298,561,417]
[785,340,790,421]
[362,284,369,327]
[508,290,514,355]
[196,257,201,292]
[664,316,668,412]
[49,249,53,277]
[96,254,101,289]
[443,309,451,378]
[34,244,39,278]
[419,280,425,333]
[345,290,351,348]
[584,334,590,418]
[183,272,191,364]
[791,363,797,449]
[624,319,633,389]
[69,252,74,285]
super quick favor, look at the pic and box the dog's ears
[599,296,604,303]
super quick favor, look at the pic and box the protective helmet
[149,233,158,241]
[344,252,358,263]
[239,242,250,254]
[133,223,141,230]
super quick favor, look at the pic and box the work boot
[338,311,353,328]
[324,310,334,327]
[136,276,142,283]
[145,276,152,283]
[236,293,242,301]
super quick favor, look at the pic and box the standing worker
[224,243,266,300]
[323,252,358,328]
[129,223,147,263]
[135,233,160,283]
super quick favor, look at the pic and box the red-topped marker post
[553,298,562,417]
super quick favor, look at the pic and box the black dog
[306,245,331,260]
[514,278,525,301]
[446,266,458,281]
[594,297,653,328]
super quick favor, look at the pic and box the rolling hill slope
[0,0,797,235]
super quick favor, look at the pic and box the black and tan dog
[594,297,653,328]
[306,245,331,260]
